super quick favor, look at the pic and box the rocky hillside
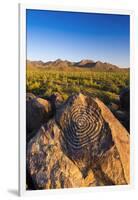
[26,92,130,189]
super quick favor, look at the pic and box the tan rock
[98,146,127,185]
[26,95,52,140]
[27,120,95,189]
[95,98,130,184]
[55,93,114,174]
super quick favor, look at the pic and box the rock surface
[26,94,53,140]
[27,121,97,189]
[95,98,130,184]
[26,93,36,101]
[27,93,130,189]
[47,92,64,110]
[120,88,130,111]
[55,93,114,174]
[109,88,130,132]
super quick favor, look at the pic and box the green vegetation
[26,67,129,105]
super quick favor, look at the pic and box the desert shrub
[44,88,52,97]
[26,67,129,106]
[102,91,118,104]
[62,93,69,100]
[71,86,81,93]
[29,81,40,91]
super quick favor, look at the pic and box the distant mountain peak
[55,59,63,63]
[78,59,94,65]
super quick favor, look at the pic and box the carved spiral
[62,102,104,150]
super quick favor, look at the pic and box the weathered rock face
[55,93,114,175]
[95,98,130,184]
[26,94,52,140]
[27,120,97,189]
[27,93,130,189]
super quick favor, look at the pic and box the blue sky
[26,9,130,67]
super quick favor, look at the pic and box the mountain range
[27,59,129,71]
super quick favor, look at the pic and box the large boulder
[27,93,130,189]
[55,93,114,174]
[47,92,64,110]
[120,88,130,111]
[109,88,130,132]
[26,94,53,140]
[95,98,130,184]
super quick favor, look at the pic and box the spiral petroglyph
[63,104,103,149]
[56,93,111,152]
